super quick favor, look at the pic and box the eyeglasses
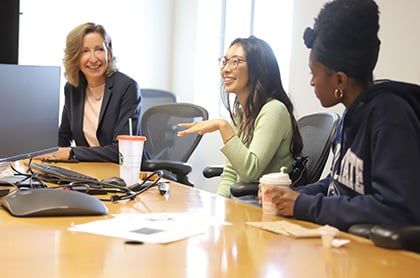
[218,56,246,70]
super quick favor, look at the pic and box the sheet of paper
[246,220,339,238]
[69,211,229,244]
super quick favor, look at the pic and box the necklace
[87,85,104,101]
[92,94,103,101]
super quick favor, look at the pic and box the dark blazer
[59,71,144,163]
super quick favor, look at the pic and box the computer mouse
[0,188,108,217]
[100,176,127,187]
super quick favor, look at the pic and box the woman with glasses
[178,36,302,200]
[260,0,420,231]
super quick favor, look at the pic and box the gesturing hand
[177,119,223,136]
[178,119,236,145]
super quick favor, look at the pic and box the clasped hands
[258,184,300,217]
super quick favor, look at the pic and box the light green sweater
[216,99,293,197]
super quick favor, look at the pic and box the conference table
[1,161,419,278]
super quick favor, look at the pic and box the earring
[334,89,344,100]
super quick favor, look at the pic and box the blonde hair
[63,22,117,87]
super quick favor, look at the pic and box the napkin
[246,220,339,238]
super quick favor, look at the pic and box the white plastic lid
[259,166,291,185]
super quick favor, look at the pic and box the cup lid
[117,135,147,141]
[259,166,291,184]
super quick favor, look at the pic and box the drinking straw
[129,118,133,136]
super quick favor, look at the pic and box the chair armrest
[142,159,192,175]
[369,225,420,254]
[348,224,375,238]
[142,160,193,186]
[203,165,224,178]
[230,182,259,197]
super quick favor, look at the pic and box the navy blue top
[295,80,420,231]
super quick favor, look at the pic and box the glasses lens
[230,58,239,69]
[219,57,244,69]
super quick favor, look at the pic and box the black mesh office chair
[203,111,340,197]
[295,111,340,184]
[141,89,177,117]
[141,103,209,186]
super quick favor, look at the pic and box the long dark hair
[221,36,303,158]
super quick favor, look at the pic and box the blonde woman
[38,22,145,163]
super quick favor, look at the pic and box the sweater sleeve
[217,159,237,198]
[295,175,331,195]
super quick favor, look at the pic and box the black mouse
[100,176,127,187]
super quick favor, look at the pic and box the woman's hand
[178,119,236,144]
[34,147,72,160]
[258,184,300,217]
[178,119,223,136]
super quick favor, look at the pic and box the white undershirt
[83,93,103,147]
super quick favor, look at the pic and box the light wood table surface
[1,161,419,278]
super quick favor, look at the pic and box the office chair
[203,111,340,197]
[141,89,177,117]
[294,111,340,184]
[141,103,209,186]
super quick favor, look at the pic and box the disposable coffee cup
[260,166,291,215]
[117,135,146,186]
[320,229,336,248]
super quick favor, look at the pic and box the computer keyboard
[28,163,98,182]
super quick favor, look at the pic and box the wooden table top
[1,161,419,278]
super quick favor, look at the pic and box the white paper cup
[260,167,291,215]
[320,230,336,248]
[117,135,146,186]
[260,184,281,215]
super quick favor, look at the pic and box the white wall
[375,0,420,84]
[19,0,174,90]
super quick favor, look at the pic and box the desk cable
[10,160,163,202]
[101,170,163,202]
[46,170,164,202]
[8,163,47,188]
